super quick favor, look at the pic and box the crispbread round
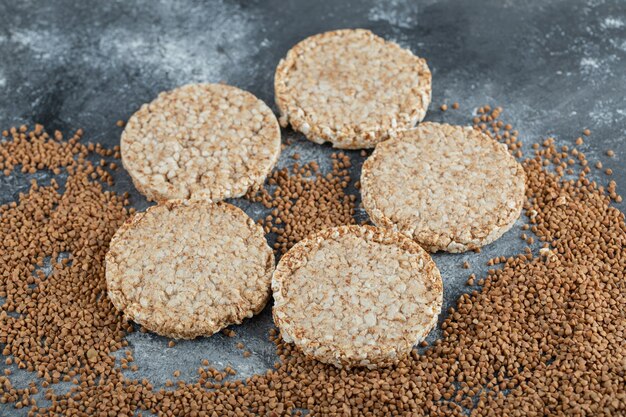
[121,83,281,202]
[105,200,274,339]
[272,225,442,369]
[274,29,431,149]
[361,122,526,253]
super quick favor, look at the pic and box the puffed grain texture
[121,83,281,202]
[274,29,431,149]
[361,122,526,252]
[272,225,442,369]
[106,200,275,339]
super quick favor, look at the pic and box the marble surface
[0,0,624,414]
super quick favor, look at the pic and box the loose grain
[472,106,523,155]
[0,125,131,411]
[222,329,237,338]
[1,114,625,416]
[246,152,357,255]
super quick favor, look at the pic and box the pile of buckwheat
[0,107,624,415]
[246,152,357,255]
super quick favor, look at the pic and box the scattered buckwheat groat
[361,122,526,252]
[274,29,431,149]
[0,125,132,407]
[2,113,625,416]
[121,83,281,202]
[471,105,523,157]
[272,225,443,369]
[105,200,274,339]
[246,152,357,254]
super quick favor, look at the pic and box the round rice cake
[121,83,281,202]
[361,122,526,253]
[274,29,431,149]
[105,200,275,339]
[272,225,442,369]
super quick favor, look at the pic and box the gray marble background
[0,0,624,415]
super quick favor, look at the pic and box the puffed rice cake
[272,225,442,369]
[361,122,526,253]
[105,200,275,339]
[274,29,431,149]
[121,83,281,202]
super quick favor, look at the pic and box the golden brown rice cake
[106,200,274,339]
[121,83,281,202]
[272,225,442,369]
[274,29,431,149]
[361,122,526,252]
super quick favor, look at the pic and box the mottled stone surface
[0,0,624,414]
